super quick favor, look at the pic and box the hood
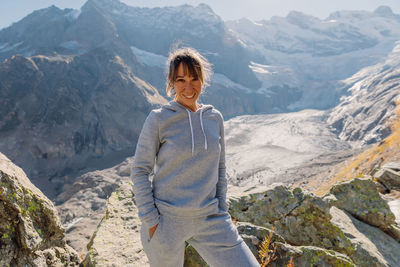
[163,100,215,156]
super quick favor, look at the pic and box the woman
[131,47,259,267]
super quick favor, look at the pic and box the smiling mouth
[183,93,196,99]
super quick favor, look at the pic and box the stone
[271,243,355,267]
[374,168,400,191]
[330,206,400,266]
[0,152,79,266]
[382,162,400,172]
[82,181,148,267]
[373,180,390,194]
[228,185,354,255]
[326,177,399,241]
[236,221,285,263]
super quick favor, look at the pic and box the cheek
[195,85,202,93]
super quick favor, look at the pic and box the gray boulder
[271,243,354,267]
[237,222,354,267]
[326,178,400,242]
[382,162,400,172]
[0,152,79,266]
[228,185,354,255]
[330,206,400,266]
[374,168,400,191]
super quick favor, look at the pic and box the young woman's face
[173,63,202,110]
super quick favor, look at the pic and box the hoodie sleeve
[131,110,160,228]
[216,112,230,212]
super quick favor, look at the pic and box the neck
[175,99,199,112]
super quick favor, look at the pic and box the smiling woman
[131,47,260,266]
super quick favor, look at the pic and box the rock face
[0,50,165,198]
[0,152,79,266]
[327,42,400,146]
[326,177,400,242]
[236,222,354,267]
[330,206,400,267]
[374,163,400,191]
[227,181,400,266]
[83,181,148,266]
[56,157,133,254]
[228,185,354,255]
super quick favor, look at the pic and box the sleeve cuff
[141,209,160,229]
[218,197,230,212]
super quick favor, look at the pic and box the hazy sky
[1,0,400,29]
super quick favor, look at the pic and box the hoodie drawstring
[200,109,208,151]
[186,110,195,156]
[186,109,208,156]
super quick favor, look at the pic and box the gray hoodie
[131,100,228,229]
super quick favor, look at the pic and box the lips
[183,93,196,99]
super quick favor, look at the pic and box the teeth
[184,94,195,99]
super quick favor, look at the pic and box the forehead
[175,62,198,77]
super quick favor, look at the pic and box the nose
[184,82,194,91]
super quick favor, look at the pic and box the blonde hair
[166,47,212,97]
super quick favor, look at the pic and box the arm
[131,110,160,229]
[216,112,229,212]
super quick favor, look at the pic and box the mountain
[0,48,165,197]
[0,0,260,90]
[226,6,400,109]
[1,0,399,198]
[328,41,400,146]
[0,0,302,195]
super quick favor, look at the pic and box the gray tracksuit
[131,100,259,266]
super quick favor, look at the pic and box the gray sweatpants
[140,211,260,267]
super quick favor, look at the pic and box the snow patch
[65,9,81,20]
[323,19,337,23]
[212,73,250,92]
[389,199,400,225]
[252,20,263,27]
[65,217,83,231]
[249,62,276,74]
[130,46,166,67]
[0,42,23,53]
[60,41,81,50]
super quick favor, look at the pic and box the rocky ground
[2,151,400,266]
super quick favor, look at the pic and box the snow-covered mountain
[226,6,400,109]
[1,0,400,197]
[328,41,400,146]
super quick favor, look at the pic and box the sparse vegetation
[314,100,400,196]
[258,227,277,266]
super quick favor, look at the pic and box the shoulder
[207,105,224,122]
[144,108,163,125]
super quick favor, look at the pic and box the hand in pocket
[149,223,159,239]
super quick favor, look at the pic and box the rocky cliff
[0,152,79,266]
[328,42,400,146]
[0,49,165,198]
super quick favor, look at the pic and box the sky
[1,0,400,29]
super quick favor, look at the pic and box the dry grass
[258,227,277,266]
[313,100,400,196]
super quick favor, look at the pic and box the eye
[175,78,185,82]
